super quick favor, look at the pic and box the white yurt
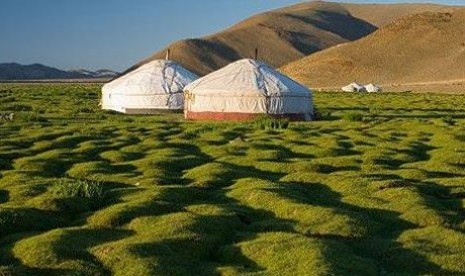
[342,82,366,92]
[184,59,314,121]
[365,83,382,93]
[101,60,198,114]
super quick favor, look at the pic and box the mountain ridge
[124,1,457,76]
[0,63,119,80]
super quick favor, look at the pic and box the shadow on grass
[266,181,454,274]
[0,190,9,204]
[0,264,74,275]
[178,137,460,273]
[122,176,454,274]
[414,180,465,230]
[380,114,465,119]
[2,110,464,274]
[129,214,266,275]
[0,179,137,272]
[152,143,212,185]
[50,228,132,275]
[250,143,315,160]
[0,153,19,170]
[365,140,435,171]
[0,228,132,276]
[128,191,296,274]
[0,208,67,238]
[109,145,297,274]
[111,148,450,274]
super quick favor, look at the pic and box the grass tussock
[253,115,290,130]
[343,112,365,122]
[51,179,105,201]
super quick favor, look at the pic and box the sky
[0,0,463,71]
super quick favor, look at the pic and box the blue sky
[0,0,462,71]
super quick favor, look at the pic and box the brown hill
[281,9,465,91]
[126,1,454,76]
[339,2,456,27]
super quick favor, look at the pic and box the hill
[332,2,456,27]
[281,9,465,91]
[126,1,455,76]
[69,69,119,79]
[0,63,119,80]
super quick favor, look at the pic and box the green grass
[253,115,290,130]
[343,111,364,122]
[1,84,465,275]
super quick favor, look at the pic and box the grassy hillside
[126,1,455,76]
[281,9,465,90]
[1,84,465,274]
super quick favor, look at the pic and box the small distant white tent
[365,83,382,93]
[184,59,314,121]
[101,60,198,114]
[342,82,366,92]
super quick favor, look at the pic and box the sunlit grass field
[1,84,465,275]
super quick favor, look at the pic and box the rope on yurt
[165,62,178,107]
[256,63,271,115]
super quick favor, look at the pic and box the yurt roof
[349,82,364,89]
[103,60,198,95]
[184,59,311,97]
[365,83,381,92]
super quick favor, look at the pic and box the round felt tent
[184,59,314,121]
[365,83,382,93]
[101,60,198,114]
[342,82,365,92]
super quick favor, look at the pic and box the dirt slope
[281,9,465,91]
[340,2,456,27]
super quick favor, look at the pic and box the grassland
[1,84,465,275]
